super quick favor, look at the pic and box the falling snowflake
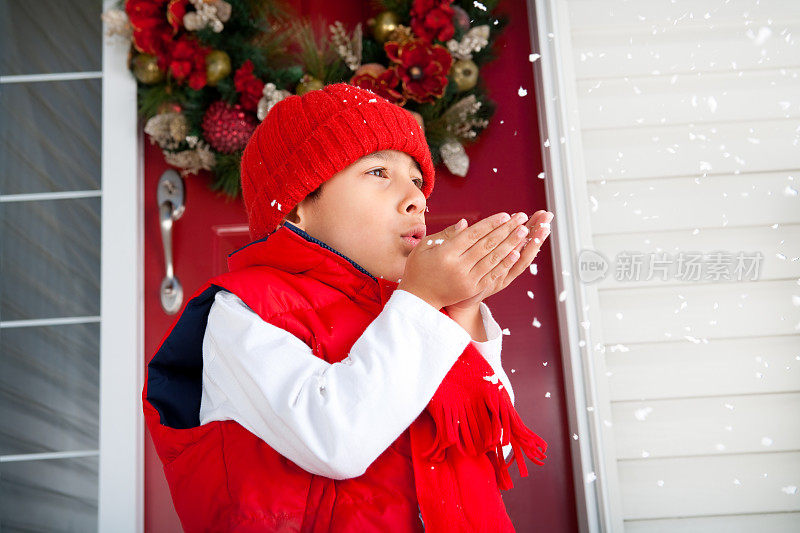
[518,86,528,97]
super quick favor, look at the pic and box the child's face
[285,149,428,282]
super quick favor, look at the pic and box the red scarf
[406,304,548,531]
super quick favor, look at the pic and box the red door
[143,1,577,531]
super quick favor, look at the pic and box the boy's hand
[398,211,552,310]
[446,210,554,312]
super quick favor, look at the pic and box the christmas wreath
[102,0,508,198]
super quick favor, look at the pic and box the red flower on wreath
[167,35,210,90]
[234,60,266,112]
[350,64,406,106]
[384,39,453,104]
[126,0,171,57]
[410,0,456,43]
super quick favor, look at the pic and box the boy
[143,83,552,532]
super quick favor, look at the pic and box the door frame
[98,0,144,529]
[95,0,628,529]
[526,0,625,531]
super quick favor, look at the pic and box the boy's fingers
[449,212,514,253]
[469,217,530,279]
[442,217,468,238]
[506,212,553,280]
[477,244,523,290]
[461,212,528,266]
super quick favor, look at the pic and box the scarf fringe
[422,382,548,490]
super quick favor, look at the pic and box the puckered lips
[401,223,427,248]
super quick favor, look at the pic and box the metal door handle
[157,170,185,314]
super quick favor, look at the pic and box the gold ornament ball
[206,50,231,86]
[133,54,164,84]
[296,75,324,96]
[451,59,479,92]
[369,11,401,44]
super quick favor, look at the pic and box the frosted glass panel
[0,0,102,76]
[0,79,101,195]
[0,323,100,455]
[1,0,104,529]
[0,197,101,321]
[1,456,98,532]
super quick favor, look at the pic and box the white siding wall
[563,1,800,530]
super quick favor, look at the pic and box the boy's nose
[405,197,425,215]
[404,184,427,214]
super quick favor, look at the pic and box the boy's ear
[284,203,303,226]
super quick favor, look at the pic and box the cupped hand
[446,210,554,312]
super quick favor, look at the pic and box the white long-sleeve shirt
[199,288,514,480]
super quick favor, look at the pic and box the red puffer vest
[143,222,516,532]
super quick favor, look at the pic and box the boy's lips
[401,223,427,240]
[401,223,426,249]
[402,235,421,248]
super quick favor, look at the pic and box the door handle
[157,169,186,314]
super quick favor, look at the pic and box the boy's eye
[367,167,424,190]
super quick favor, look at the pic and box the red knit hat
[239,82,436,241]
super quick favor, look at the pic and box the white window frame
[98,0,144,529]
[527,1,625,531]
